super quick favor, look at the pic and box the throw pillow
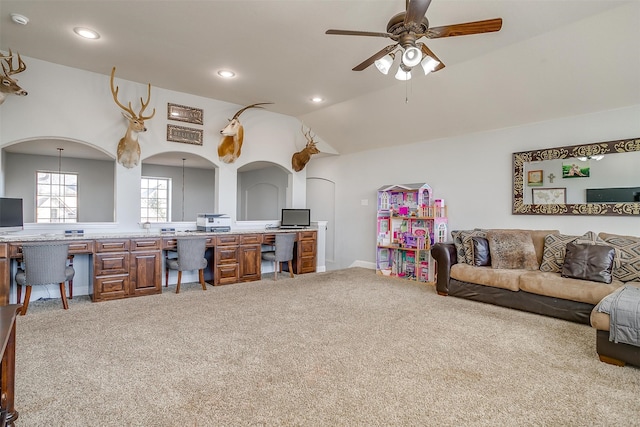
[461,230,488,265]
[539,231,605,273]
[561,242,615,284]
[599,233,640,282]
[486,230,539,270]
[471,237,491,267]
[451,230,466,264]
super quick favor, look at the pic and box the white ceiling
[1,0,639,158]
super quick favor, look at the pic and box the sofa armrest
[431,243,457,296]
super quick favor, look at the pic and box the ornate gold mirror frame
[513,137,640,216]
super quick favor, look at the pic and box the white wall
[0,57,311,227]
[306,104,640,270]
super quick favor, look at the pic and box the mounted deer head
[110,67,155,168]
[0,49,28,105]
[218,102,272,163]
[292,126,320,172]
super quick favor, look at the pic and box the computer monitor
[0,197,24,233]
[280,209,310,229]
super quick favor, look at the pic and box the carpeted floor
[14,268,640,426]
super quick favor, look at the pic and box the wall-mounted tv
[0,197,24,233]
[280,208,310,229]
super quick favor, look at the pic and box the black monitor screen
[281,209,310,228]
[0,198,24,232]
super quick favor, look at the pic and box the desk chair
[262,233,296,280]
[15,243,75,316]
[166,238,208,294]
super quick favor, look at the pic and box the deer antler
[231,102,273,120]
[109,66,155,120]
[301,124,316,144]
[137,83,155,120]
[1,49,26,76]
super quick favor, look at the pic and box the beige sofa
[432,230,640,366]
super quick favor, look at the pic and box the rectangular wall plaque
[167,103,203,125]
[167,124,203,146]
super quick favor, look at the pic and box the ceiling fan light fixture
[401,46,422,68]
[421,55,440,75]
[394,66,411,81]
[374,53,395,75]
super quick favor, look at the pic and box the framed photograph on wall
[527,170,543,186]
[562,160,590,178]
[532,188,566,205]
[167,103,204,125]
[167,124,203,145]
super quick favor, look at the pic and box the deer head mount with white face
[109,67,155,168]
[218,102,272,164]
[0,49,28,105]
[292,126,321,172]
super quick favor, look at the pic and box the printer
[196,213,231,232]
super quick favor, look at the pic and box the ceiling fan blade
[404,0,432,27]
[419,43,446,72]
[326,29,393,38]
[352,44,398,71]
[426,18,503,39]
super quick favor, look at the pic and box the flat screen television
[280,208,310,229]
[0,197,23,233]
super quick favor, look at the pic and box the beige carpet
[14,268,640,426]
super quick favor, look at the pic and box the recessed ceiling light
[73,27,100,40]
[10,13,29,25]
[217,70,236,78]
[310,96,324,103]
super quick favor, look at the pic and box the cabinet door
[239,245,261,282]
[216,264,239,285]
[130,250,162,296]
[92,275,129,301]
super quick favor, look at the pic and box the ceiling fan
[326,0,502,79]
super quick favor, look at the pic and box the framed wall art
[532,188,566,205]
[167,124,203,145]
[527,170,543,186]
[167,103,203,125]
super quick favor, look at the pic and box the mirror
[513,137,640,215]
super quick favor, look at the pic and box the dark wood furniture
[0,304,21,426]
[0,230,317,305]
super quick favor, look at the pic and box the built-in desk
[0,229,317,305]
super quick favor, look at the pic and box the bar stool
[15,243,75,315]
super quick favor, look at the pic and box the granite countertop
[0,227,315,242]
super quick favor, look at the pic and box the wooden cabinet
[92,238,161,301]
[214,235,239,285]
[129,238,162,297]
[239,234,262,282]
[295,230,317,274]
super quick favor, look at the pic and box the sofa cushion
[599,233,640,282]
[591,282,640,331]
[486,230,539,270]
[540,233,581,273]
[561,242,615,284]
[460,230,487,265]
[519,271,623,305]
[471,237,491,266]
[451,230,467,264]
[450,263,522,292]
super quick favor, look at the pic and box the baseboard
[350,260,376,269]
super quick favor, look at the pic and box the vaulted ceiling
[1,1,638,155]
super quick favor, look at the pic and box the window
[141,176,171,222]
[36,171,78,223]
